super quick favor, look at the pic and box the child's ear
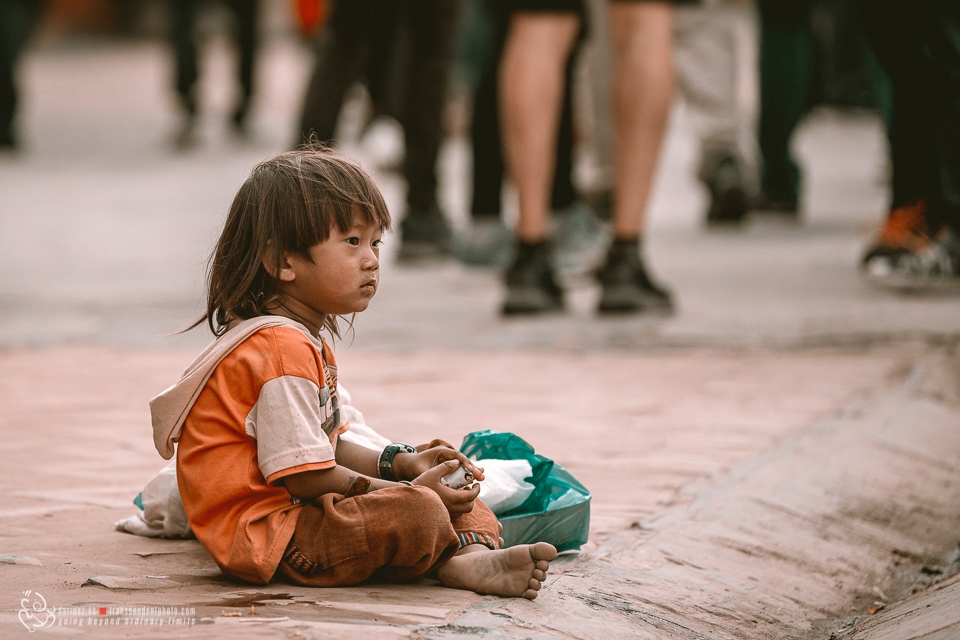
[262,245,297,283]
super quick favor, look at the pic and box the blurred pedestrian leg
[498,0,675,316]
[857,0,960,289]
[168,0,259,148]
[297,0,389,144]
[457,0,584,269]
[675,0,754,225]
[396,0,463,262]
[297,0,463,263]
[755,0,814,216]
[595,0,674,314]
[498,7,581,314]
[0,0,42,149]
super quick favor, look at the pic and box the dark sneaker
[397,207,453,263]
[597,242,673,314]
[501,241,564,315]
[861,200,960,290]
[704,156,749,225]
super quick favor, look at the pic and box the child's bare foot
[436,542,558,599]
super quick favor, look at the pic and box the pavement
[1,19,960,640]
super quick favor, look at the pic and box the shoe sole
[501,287,564,316]
[598,285,673,315]
[860,271,960,293]
[706,186,749,224]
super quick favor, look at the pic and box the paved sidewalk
[1,31,959,640]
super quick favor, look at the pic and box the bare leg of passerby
[499,12,580,314]
[597,0,675,313]
[500,13,580,244]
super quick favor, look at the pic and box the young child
[149,148,556,597]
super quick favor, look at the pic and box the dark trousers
[469,0,577,219]
[169,0,258,115]
[0,0,42,145]
[298,0,463,214]
[857,0,960,229]
[757,0,816,203]
[757,0,890,204]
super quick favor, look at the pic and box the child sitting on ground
[149,147,556,597]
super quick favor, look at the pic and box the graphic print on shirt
[319,342,341,437]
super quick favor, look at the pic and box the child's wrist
[391,451,415,481]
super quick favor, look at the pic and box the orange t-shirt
[176,326,348,584]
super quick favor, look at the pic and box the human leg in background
[169,0,201,148]
[225,0,258,133]
[459,0,587,269]
[596,0,675,314]
[460,0,514,265]
[674,0,752,225]
[857,0,960,287]
[754,0,814,215]
[0,0,41,149]
[296,0,387,146]
[498,8,581,314]
[396,0,464,262]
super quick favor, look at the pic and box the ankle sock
[516,238,551,258]
[609,236,640,257]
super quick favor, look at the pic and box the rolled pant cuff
[458,531,498,550]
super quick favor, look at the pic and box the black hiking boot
[597,240,673,314]
[501,240,564,315]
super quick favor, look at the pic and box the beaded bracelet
[377,443,416,481]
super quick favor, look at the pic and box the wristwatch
[378,443,416,481]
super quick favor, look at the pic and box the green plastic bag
[460,430,591,552]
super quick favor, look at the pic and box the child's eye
[346,237,360,246]
[372,239,383,248]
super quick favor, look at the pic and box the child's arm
[331,439,485,484]
[282,440,482,517]
[281,463,401,501]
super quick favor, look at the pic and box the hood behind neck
[150,315,316,459]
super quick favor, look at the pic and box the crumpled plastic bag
[115,458,191,538]
[461,429,591,552]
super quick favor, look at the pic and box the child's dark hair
[193,145,391,337]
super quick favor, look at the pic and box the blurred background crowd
[1,0,958,322]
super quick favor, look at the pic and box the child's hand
[395,446,485,483]
[411,460,481,517]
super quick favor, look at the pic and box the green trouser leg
[758,0,813,205]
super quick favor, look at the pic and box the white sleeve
[247,375,337,483]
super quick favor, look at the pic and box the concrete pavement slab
[2,343,958,638]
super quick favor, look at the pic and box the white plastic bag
[115,458,191,538]
[475,459,535,515]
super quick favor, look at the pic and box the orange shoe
[861,200,960,289]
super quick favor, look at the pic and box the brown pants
[277,474,500,587]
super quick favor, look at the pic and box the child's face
[279,212,382,322]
